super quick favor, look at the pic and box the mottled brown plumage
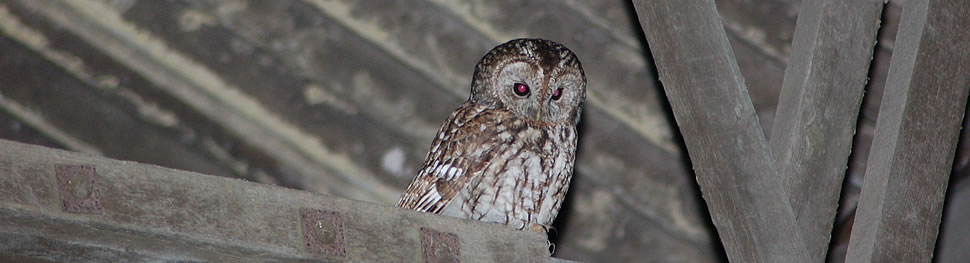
[397,38,586,232]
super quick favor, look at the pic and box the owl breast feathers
[397,38,586,232]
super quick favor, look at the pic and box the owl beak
[535,106,543,120]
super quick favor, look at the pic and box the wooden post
[631,1,809,262]
[769,0,884,260]
[0,139,568,262]
[845,0,970,262]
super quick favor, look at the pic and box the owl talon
[528,223,550,233]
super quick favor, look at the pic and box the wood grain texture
[632,0,809,262]
[768,0,884,261]
[0,139,554,262]
[846,0,970,262]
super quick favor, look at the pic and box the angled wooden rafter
[847,0,970,261]
[633,0,968,262]
[632,0,810,262]
[769,0,884,261]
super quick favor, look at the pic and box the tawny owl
[397,38,586,232]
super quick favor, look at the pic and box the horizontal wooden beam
[0,139,571,262]
[846,0,970,262]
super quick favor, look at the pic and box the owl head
[470,38,587,126]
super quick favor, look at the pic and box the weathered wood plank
[0,23,240,182]
[9,0,400,203]
[768,0,884,260]
[845,0,970,261]
[0,0,338,190]
[631,0,809,262]
[118,0,449,187]
[0,139,555,262]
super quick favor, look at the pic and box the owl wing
[396,103,506,213]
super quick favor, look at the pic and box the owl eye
[551,88,564,101]
[512,83,530,96]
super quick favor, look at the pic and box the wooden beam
[0,139,567,262]
[768,0,884,260]
[845,0,970,262]
[7,0,400,204]
[631,1,809,262]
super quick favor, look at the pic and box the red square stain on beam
[56,165,103,214]
[421,227,460,263]
[301,209,346,257]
